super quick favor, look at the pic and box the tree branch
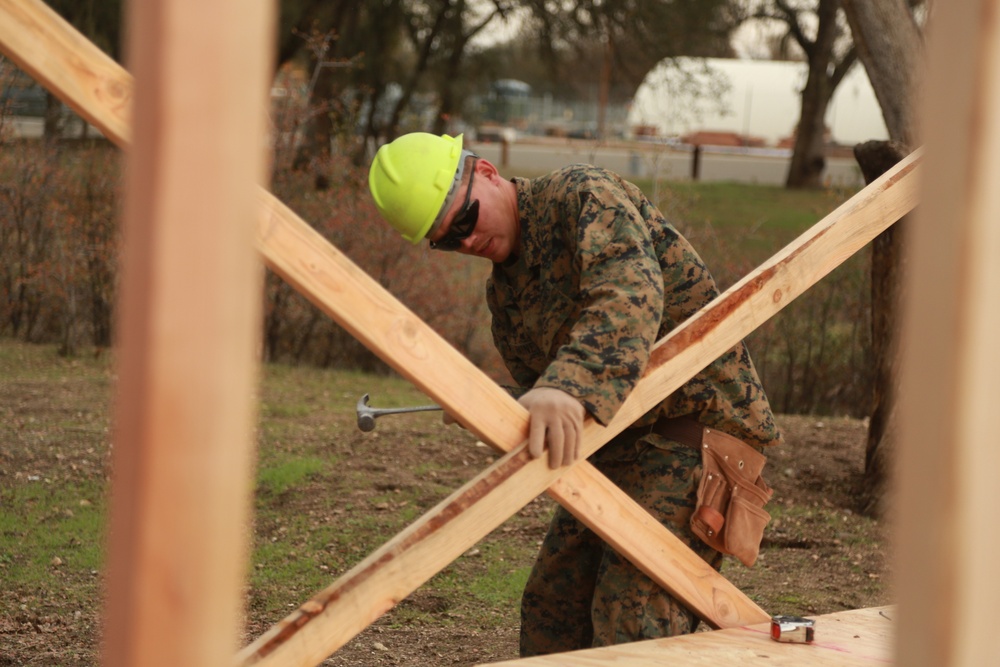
[771,0,814,58]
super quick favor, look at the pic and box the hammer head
[356,393,376,432]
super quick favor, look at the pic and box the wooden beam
[477,606,895,666]
[101,0,273,666]
[895,1,1000,666]
[0,0,131,142]
[0,0,769,633]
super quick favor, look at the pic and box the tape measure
[770,615,815,643]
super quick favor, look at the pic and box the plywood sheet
[479,606,894,667]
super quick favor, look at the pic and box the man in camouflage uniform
[367,133,781,657]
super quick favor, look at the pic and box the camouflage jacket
[486,165,782,448]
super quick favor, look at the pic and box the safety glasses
[430,159,479,251]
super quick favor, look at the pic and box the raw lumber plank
[0,0,768,637]
[101,0,273,666]
[895,1,1000,666]
[477,606,896,666]
[0,0,131,142]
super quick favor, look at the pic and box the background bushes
[0,136,870,417]
[0,139,118,356]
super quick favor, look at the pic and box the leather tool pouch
[690,428,773,567]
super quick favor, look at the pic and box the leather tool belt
[645,416,773,567]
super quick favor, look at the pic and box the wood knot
[772,288,783,303]
[299,600,324,616]
[105,79,128,101]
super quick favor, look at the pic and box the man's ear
[477,158,499,180]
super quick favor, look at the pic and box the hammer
[356,393,442,432]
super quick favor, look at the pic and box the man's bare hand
[518,387,585,469]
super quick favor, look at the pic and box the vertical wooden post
[102,1,274,666]
[896,1,1000,665]
[691,144,702,181]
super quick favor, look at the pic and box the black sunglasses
[430,159,479,251]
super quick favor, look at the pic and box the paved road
[8,117,863,190]
[468,137,864,189]
[8,115,103,140]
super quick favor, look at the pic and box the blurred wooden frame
[0,1,948,666]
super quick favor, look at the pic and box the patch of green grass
[246,500,422,615]
[0,480,106,601]
[628,179,859,294]
[0,339,111,382]
[335,513,402,551]
[413,461,451,476]
[430,541,534,616]
[262,402,312,419]
[468,561,531,607]
[775,592,807,606]
[250,541,332,608]
[654,180,853,233]
[388,605,446,627]
[256,361,440,445]
[260,362,434,411]
[257,456,329,496]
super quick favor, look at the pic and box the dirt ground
[1,355,890,667]
[310,413,891,667]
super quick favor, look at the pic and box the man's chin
[476,238,502,262]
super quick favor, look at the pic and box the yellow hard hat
[368,133,474,243]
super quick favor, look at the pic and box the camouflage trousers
[519,430,722,657]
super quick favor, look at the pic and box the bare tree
[755,0,857,188]
[518,0,740,108]
[275,0,513,174]
[391,0,513,140]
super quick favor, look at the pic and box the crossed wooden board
[0,2,921,666]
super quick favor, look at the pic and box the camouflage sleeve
[534,179,664,425]
[487,280,540,390]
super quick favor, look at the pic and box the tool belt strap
[645,416,706,449]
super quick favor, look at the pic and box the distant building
[628,57,888,147]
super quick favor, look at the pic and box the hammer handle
[374,405,441,415]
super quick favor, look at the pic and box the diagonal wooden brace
[0,2,922,666]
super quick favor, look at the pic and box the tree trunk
[785,0,841,189]
[293,60,337,190]
[842,0,923,147]
[842,0,923,517]
[432,21,468,136]
[854,140,909,518]
[43,91,62,140]
[785,73,831,188]
[597,32,612,140]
